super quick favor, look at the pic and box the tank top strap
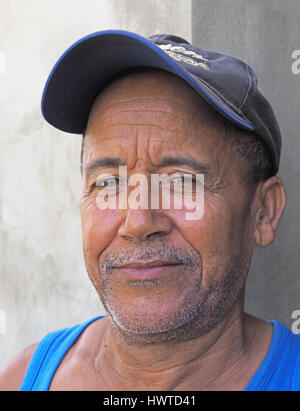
[19,315,104,391]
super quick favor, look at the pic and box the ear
[254,176,286,247]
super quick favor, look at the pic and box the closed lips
[118,260,182,269]
[116,260,183,280]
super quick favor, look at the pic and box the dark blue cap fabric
[42,30,281,173]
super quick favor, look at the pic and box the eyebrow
[156,156,210,174]
[85,157,126,180]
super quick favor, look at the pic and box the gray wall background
[0,0,299,369]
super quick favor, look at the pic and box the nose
[118,209,173,242]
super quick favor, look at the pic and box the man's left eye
[169,175,197,185]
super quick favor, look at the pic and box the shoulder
[274,320,300,352]
[0,316,106,391]
[271,321,300,389]
[0,343,39,391]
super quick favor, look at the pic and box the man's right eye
[96,176,118,188]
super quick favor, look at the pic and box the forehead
[87,69,220,128]
[87,70,221,135]
[83,70,230,168]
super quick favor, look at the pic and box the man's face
[80,70,256,343]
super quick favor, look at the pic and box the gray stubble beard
[90,240,250,346]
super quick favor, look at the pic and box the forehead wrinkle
[148,128,180,146]
[97,108,189,127]
[92,97,191,116]
[91,123,188,137]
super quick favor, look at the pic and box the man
[0,30,299,391]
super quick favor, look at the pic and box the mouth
[115,259,183,280]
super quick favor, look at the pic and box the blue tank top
[19,316,300,391]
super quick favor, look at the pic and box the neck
[94,298,263,391]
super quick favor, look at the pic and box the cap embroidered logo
[157,43,210,70]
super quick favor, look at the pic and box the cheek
[80,200,122,258]
[168,200,244,284]
[171,209,231,254]
[169,195,233,246]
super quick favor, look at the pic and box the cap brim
[42,30,254,134]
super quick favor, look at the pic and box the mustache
[99,243,200,273]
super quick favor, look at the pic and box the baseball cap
[42,29,282,173]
